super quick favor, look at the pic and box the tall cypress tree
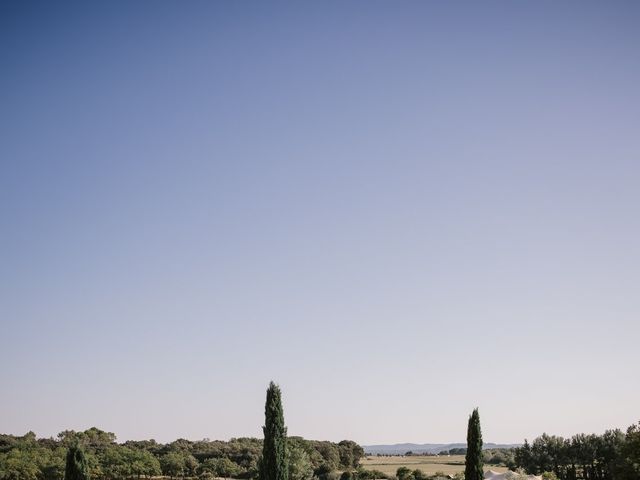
[260,381,288,480]
[464,408,483,480]
[65,444,90,480]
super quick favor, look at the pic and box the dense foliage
[0,429,364,480]
[514,421,640,480]
[392,469,461,480]
[482,449,516,468]
[464,409,483,480]
[64,446,89,480]
[260,382,287,480]
[439,449,467,456]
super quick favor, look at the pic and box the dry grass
[360,455,509,476]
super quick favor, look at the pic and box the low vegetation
[359,454,509,477]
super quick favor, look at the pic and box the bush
[355,468,388,480]
[396,467,413,480]
[340,472,353,480]
[412,470,426,480]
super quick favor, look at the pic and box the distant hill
[362,443,520,455]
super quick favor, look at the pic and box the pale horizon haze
[1,1,639,446]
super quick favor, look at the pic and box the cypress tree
[65,444,90,480]
[260,381,288,480]
[464,408,483,480]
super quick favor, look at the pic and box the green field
[360,455,509,476]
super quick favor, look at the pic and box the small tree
[288,444,313,480]
[65,445,90,480]
[396,467,413,480]
[464,408,483,480]
[260,381,288,480]
[202,458,241,478]
[160,452,186,479]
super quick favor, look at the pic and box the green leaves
[287,444,313,480]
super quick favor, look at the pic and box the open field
[360,455,509,476]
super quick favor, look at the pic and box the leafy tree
[65,445,90,480]
[337,442,364,470]
[200,458,241,478]
[464,408,483,480]
[39,447,66,480]
[81,430,116,453]
[287,445,313,480]
[224,438,262,473]
[122,440,161,456]
[617,422,640,480]
[184,455,199,477]
[514,440,533,474]
[259,382,288,480]
[313,443,340,471]
[128,449,161,478]
[0,449,40,480]
[59,430,115,452]
[100,447,130,479]
[160,452,187,479]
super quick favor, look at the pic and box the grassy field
[360,455,509,476]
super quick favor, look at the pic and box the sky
[1,1,639,446]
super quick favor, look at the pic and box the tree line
[513,422,640,480]
[0,427,363,480]
[2,383,638,480]
[0,392,492,480]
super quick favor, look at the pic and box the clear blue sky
[1,1,639,445]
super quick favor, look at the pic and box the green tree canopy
[287,444,313,480]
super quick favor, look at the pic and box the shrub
[396,467,413,480]
[412,470,426,480]
[340,472,353,480]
